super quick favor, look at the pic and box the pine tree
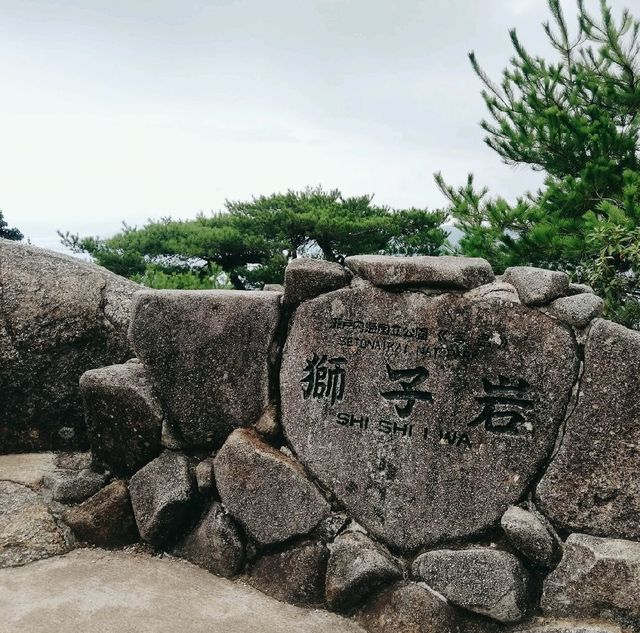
[0,211,23,241]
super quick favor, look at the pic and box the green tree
[0,211,23,241]
[61,187,448,290]
[438,0,640,325]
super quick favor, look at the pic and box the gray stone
[161,419,184,450]
[0,453,58,488]
[412,548,532,623]
[501,505,562,567]
[325,531,402,612]
[252,403,281,439]
[214,429,330,545]
[541,533,640,631]
[62,480,138,546]
[568,283,595,295]
[355,581,459,633]
[80,362,163,477]
[173,502,244,578]
[345,254,494,289]
[315,513,349,542]
[0,239,139,452]
[263,283,285,292]
[465,282,521,304]
[502,267,569,306]
[513,620,623,633]
[0,481,69,567]
[130,289,281,447]
[55,451,92,471]
[47,468,108,504]
[195,457,216,496]
[546,293,604,328]
[280,285,578,550]
[129,451,196,546]
[537,319,640,540]
[249,541,328,607]
[284,258,351,304]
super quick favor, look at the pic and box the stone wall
[25,255,640,632]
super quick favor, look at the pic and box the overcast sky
[0,0,630,251]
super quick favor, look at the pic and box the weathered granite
[252,403,281,439]
[249,541,328,607]
[129,451,196,546]
[46,468,108,504]
[325,531,402,612]
[546,294,604,329]
[537,319,640,540]
[173,502,244,578]
[214,429,330,545]
[0,481,69,567]
[465,282,521,304]
[284,258,351,304]
[194,457,216,496]
[412,548,532,623]
[345,255,494,289]
[503,267,569,306]
[80,361,163,477]
[62,480,138,546]
[568,283,595,295]
[355,581,459,633]
[501,505,562,567]
[0,239,138,452]
[130,289,281,447]
[513,621,623,633]
[263,283,285,292]
[281,285,578,550]
[541,534,640,630]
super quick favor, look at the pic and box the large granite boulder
[214,429,330,545]
[345,254,494,289]
[283,258,351,304]
[325,530,402,612]
[537,320,640,540]
[280,284,578,550]
[129,289,281,447]
[173,502,244,578]
[248,541,328,607]
[128,451,196,546]
[0,239,138,452]
[503,267,569,306]
[0,481,70,567]
[412,548,532,623]
[541,533,640,631]
[62,480,139,546]
[80,361,163,477]
[356,581,459,633]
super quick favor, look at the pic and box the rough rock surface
[281,285,578,550]
[412,548,532,623]
[546,294,604,328]
[46,468,108,504]
[283,258,351,304]
[502,267,569,306]
[345,254,494,289]
[195,457,216,496]
[465,282,521,304]
[252,403,280,439]
[129,451,196,546]
[0,481,69,567]
[249,541,328,607]
[80,361,163,476]
[214,429,330,545]
[568,283,595,295]
[263,283,285,292]
[541,533,640,630]
[62,480,138,546]
[513,621,623,633]
[0,239,139,452]
[325,531,402,611]
[173,502,244,578]
[130,289,281,447]
[501,505,562,567]
[537,319,640,540]
[355,581,459,633]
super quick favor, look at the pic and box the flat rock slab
[281,285,578,550]
[537,319,640,540]
[0,453,57,488]
[0,481,69,568]
[0,549,364,633]
[130,289,281,447]
[345,255,494,289]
